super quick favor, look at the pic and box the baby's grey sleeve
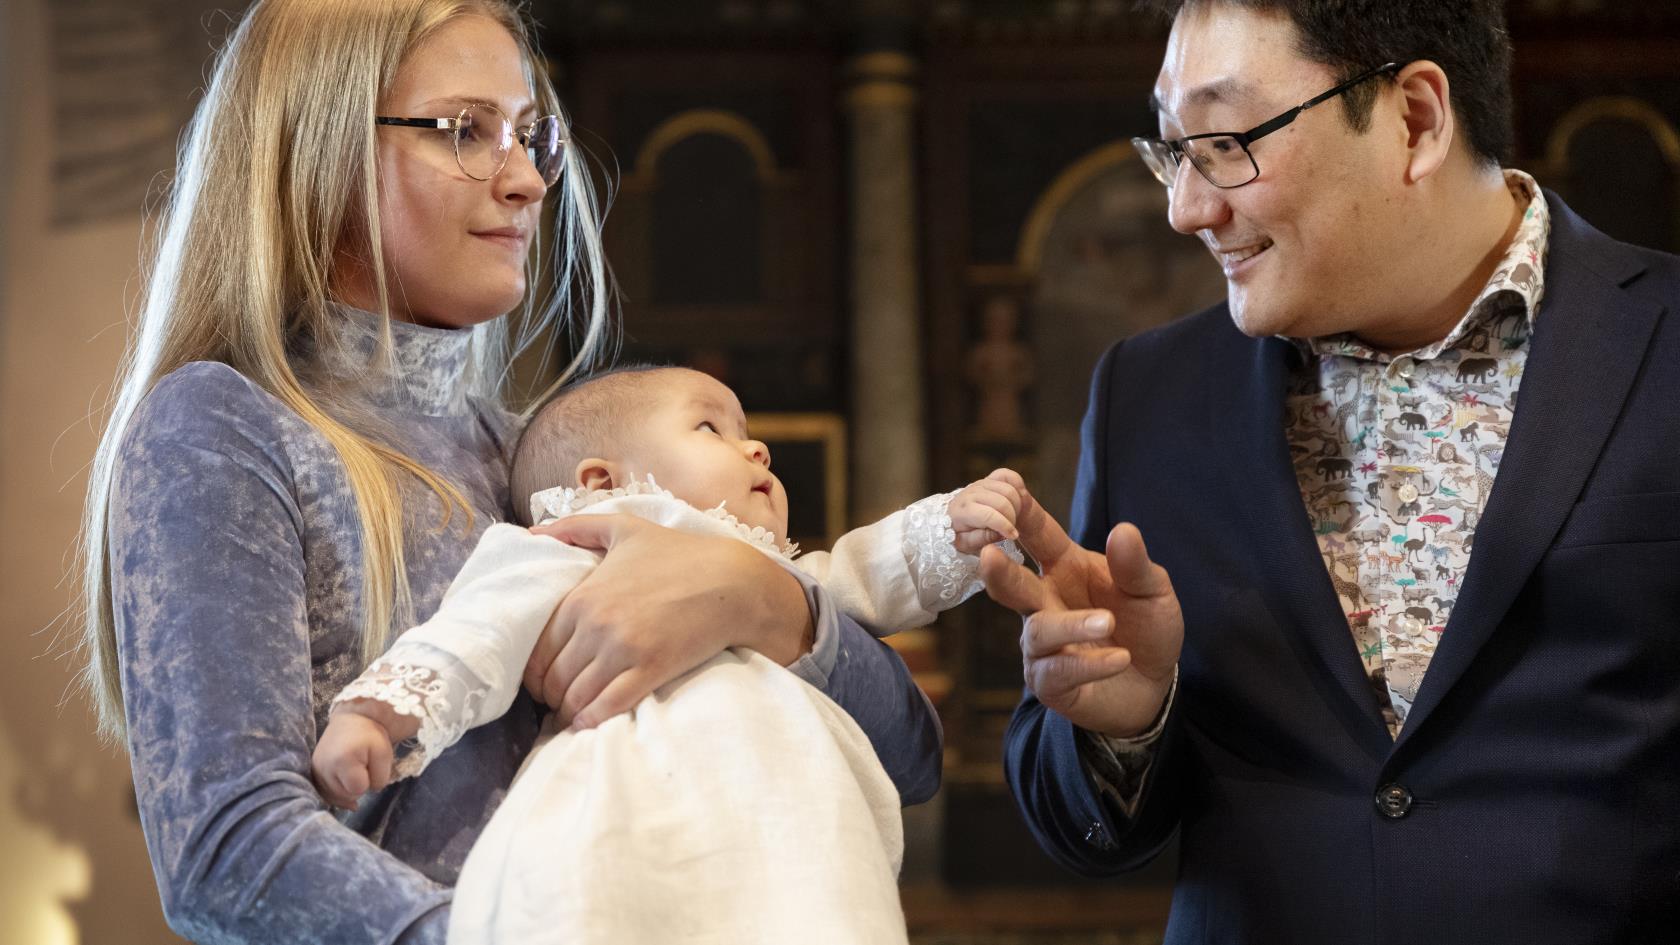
[109,367,450,945]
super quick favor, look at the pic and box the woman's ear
[575,458,618,491]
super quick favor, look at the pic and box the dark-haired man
[984,1,1680,941]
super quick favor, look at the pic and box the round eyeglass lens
[526,114,566,186]
[454,103,515,180]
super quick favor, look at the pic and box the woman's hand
[521,514,814,730]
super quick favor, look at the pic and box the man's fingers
[1020,608,1116,658]
[1012,490,1077,568]
[1106,522,1173,598]
[1026,646,1133,698]
[981,544,1052,615]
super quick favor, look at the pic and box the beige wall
[0,0,180,941]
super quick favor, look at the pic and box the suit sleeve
[109,368,450,945]
[1003,341,1184,874]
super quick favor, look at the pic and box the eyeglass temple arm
[374,117,453,129]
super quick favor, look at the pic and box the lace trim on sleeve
[901,490,1022,614]
[331,647,488,780]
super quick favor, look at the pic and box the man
[982,1,1680,942]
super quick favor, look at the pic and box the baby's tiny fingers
[986,468,1028,494]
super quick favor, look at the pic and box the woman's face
[345,15,549,329]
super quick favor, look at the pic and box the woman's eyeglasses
[377,103,567,187]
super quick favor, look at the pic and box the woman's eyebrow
[415,95,539,119]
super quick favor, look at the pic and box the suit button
[1375,783,1413,819]
[1084,821,1115,850]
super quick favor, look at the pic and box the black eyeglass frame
[375,102,568,186]
[1133,60,1406,190]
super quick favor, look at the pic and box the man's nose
[1166,161,1232,236]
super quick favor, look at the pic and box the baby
[312,365,1028,945]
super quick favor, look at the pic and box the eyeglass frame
[375,102,569,185]
[1132,60,1407,190]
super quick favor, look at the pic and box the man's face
[1152,3,1406,339]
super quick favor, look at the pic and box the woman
[78,2,941,942]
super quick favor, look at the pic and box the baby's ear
[575,458,617,492]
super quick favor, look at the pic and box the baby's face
[621,371,790,542]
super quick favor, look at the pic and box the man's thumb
[1105,522,1170,598]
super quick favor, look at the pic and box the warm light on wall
[0,716,89,945]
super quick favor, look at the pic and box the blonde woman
[80,2,941,942]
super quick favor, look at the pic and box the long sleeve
[1004,341,1183,874]
[795,491,1014,637]
[110,367,452,944]
[335,524,599,778]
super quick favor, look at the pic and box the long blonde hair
[79,0,613,741]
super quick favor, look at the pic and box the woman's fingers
[570,669,653,731]
[524,599,577,700]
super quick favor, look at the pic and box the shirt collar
[1291,169,1550,363]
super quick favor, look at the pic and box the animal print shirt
[1286,170,1549,737]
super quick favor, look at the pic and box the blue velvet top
[109,314,943,945]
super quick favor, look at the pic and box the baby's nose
[743,439,771,467]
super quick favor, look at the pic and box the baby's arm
[312,701,412,810]
[310,523,599,806]
[795,468,1027,636]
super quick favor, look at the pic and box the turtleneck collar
[308,303,479,417]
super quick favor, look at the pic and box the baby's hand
[311,705,400,811]
[949,468,1029,555]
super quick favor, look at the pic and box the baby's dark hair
[510,364,676,525]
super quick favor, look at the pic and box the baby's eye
[697,421,719,433]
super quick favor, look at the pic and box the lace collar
[304,303,477,417]
[529,476,801,558]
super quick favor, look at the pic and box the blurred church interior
[2,1,1677,942]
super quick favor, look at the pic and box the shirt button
[1397,484,1420,503]
[1375,783,1414,819]
[1394,358,1414,380]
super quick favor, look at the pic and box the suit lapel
[1394,197,1663,752]
[1222,332,1394,748]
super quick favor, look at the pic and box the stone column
[844,48,926,523]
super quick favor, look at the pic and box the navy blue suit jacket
[1005,193,1680,944]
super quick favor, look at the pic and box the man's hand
[980,496,1182,738]
[522,514,813,730]
[949,467,1027,555]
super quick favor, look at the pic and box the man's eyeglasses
[377,103,568,187]
[1132,61,1405,190]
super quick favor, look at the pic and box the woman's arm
[109,367,448,945]
[522,514,945,803]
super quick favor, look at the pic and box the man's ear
[575,458,618,491]
[1395,60,1454,183]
